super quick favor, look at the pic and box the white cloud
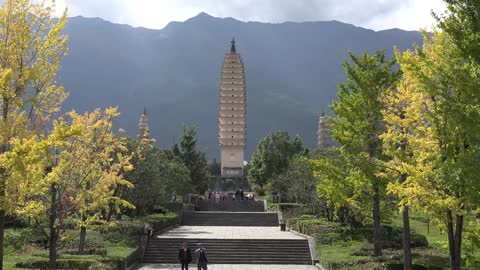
[53,0,447,31]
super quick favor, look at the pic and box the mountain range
[58,12,423,159]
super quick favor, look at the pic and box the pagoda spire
[230,37,236,53]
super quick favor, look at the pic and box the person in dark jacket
[178,242,192,270]
[195,243,208,270]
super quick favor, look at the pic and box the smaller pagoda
[137,107,149,142]
[317,111,331,150]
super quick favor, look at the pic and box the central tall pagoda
[218,38,247,177]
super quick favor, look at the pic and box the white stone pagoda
[218,38,247,177]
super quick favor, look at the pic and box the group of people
[207,190,254,201]
[178,242,208,270]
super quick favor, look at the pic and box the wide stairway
[143,238,312,264]
[142,199,314,265]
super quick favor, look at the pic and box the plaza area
[155,225,304,240]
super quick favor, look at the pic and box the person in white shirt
[195,243,208,270]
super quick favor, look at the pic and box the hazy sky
[54,0,446,31]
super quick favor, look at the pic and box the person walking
[143,223,154,238]
[195,243,208,270]
[178,242,192,270]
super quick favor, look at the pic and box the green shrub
[88,262,115,270]
[63,248,108,256]
[96,213,178,244]
[317,232,343,245]
[269,202,304,212]
[5,229,34,250]
[163,202,184,212]
[60,230,107,251]
[342,225,428,249]
[140,213,178,230]
[15,257,126,270]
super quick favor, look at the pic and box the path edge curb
[288,228,321,266]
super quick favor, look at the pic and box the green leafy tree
[330,50,401,256]
[309,147,371,226]
[381,72,425,269]
[272,157,318,206]
[209,158,221,177]
[174,126,209,193]
[435,0,480,64]
[124,139,192,215]
[248,131,304,193]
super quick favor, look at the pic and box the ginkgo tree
[66,108,134,255]
[9,108,134,268]
[389,29,480,270]
[380,69,433,270]
[0,0,68,268]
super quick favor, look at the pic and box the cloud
[54,0,446,31]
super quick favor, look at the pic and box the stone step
[181,211,278,226]
[197,200,265,212]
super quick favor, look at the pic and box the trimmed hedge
[11,213,179,269]
[287,216,428,249]
[15,257,125,270]
[140,213,178,231]
[268,202,304,212]
[345,225,428,249]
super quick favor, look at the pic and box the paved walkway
[156,226,304,239]
[138,264,317,270]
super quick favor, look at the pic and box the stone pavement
[138,264,317,270]
[156,226,304,239]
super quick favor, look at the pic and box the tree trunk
[372,185,382,256]
[0,210,5,270]
[48,184,58,269]
[0,167,6,270]
[78,223,87,254]
[453,214,463,270]
[0,101,9,270]
[402,206,412,270]
[399,172,412,270]
[427,216,430,234]
[446,210,458,270]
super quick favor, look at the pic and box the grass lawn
[390,211,446,251]
[312,212,451,270]
[3,229,137,269]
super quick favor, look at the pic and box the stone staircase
[196,200,265,212]
[142,238,312,264]
[181,211,278,226]
[142,198,315,265]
